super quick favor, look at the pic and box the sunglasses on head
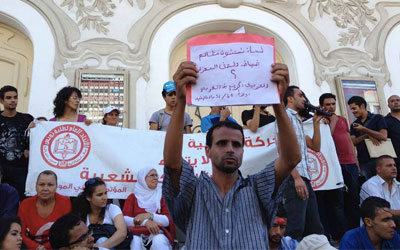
[86,177,102,186]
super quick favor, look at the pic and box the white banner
[26,121,343,198]
[303,119,344,190]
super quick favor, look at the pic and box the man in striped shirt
[162,61,301,249]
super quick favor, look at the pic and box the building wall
[1,0,399,128]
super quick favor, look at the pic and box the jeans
[283,176,324,241]
[340,163,360,229]
[316,189,347,240]
[96,237,115,250]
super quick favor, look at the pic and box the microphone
[304,102,332,117]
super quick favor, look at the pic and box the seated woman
[72,177,128,249]
[0,216,23,250]
[123,167,174,250]
[50,86,91,124]
[18,170,71,249]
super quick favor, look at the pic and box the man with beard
[340,196,400,249]
[0,85,33,200]
[279,86,324,241]
[162,61,301,249]
[385,95,400,180]
[268,205,298,250]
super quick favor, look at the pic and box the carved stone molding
[23,0,400,91]
[217,0,242,8]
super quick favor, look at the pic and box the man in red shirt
[320,93,360,229]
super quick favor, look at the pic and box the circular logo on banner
[41,125,91,169]
[307,149,329,189]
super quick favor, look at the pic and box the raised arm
[271,63,301,189]
[163,61,198,194]
[306,114,323,152]
[247,106,261,133]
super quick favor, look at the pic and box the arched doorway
[0,22,33,113]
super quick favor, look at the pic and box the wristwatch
[150,213,154,221]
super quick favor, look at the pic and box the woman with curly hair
[50,86,90,123]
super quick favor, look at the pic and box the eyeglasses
[69,229,93,246]
[146,174,158,179]
[70,96,81,100]
[86,177,102,186]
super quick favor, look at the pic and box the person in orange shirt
[18,170,71,249]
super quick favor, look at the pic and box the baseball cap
[104,106,120,115]
[163,81,176,94]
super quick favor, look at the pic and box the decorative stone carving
[217,0,242,8]
[59,0,145,35]
[308,0,377,46]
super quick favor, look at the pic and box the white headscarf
[133,167,162,213]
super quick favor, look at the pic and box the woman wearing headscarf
[123,167,174,250]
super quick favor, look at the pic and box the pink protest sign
[187,33,278,106]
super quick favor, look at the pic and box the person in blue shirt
[340,196,400,249]
[201,106,238,133]
[268,204,298,250]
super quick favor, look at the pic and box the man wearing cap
[102,106,120,126]
[149,81,192,133]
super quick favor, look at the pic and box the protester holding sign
[162,60,301,249]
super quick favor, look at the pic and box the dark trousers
[341,163,361,229]
[283,176,324,241]
[316,188,347,240]
[2,166,27,200]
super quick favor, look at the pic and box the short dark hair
[276,203,287,219]
[49,213,82,249]
[360,196,391,222]
[0,216,21,245]
[36,170,58,185]
[53,87,82,118]
[283,86,299,106]
[376,155,394,167]
[0,85,18,100]
[348,96,367,108]
[206,121,244,148]
[319,93,336,106]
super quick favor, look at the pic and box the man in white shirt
[360,155,400,231]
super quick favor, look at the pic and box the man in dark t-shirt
[385,95,400,180]
[348,96,387,180]
[241,106,275,132]
[0,85,33,199]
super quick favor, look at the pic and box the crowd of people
[0,59,399,250]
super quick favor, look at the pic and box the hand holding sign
[270,63,290,101]
[173,61,198,102]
